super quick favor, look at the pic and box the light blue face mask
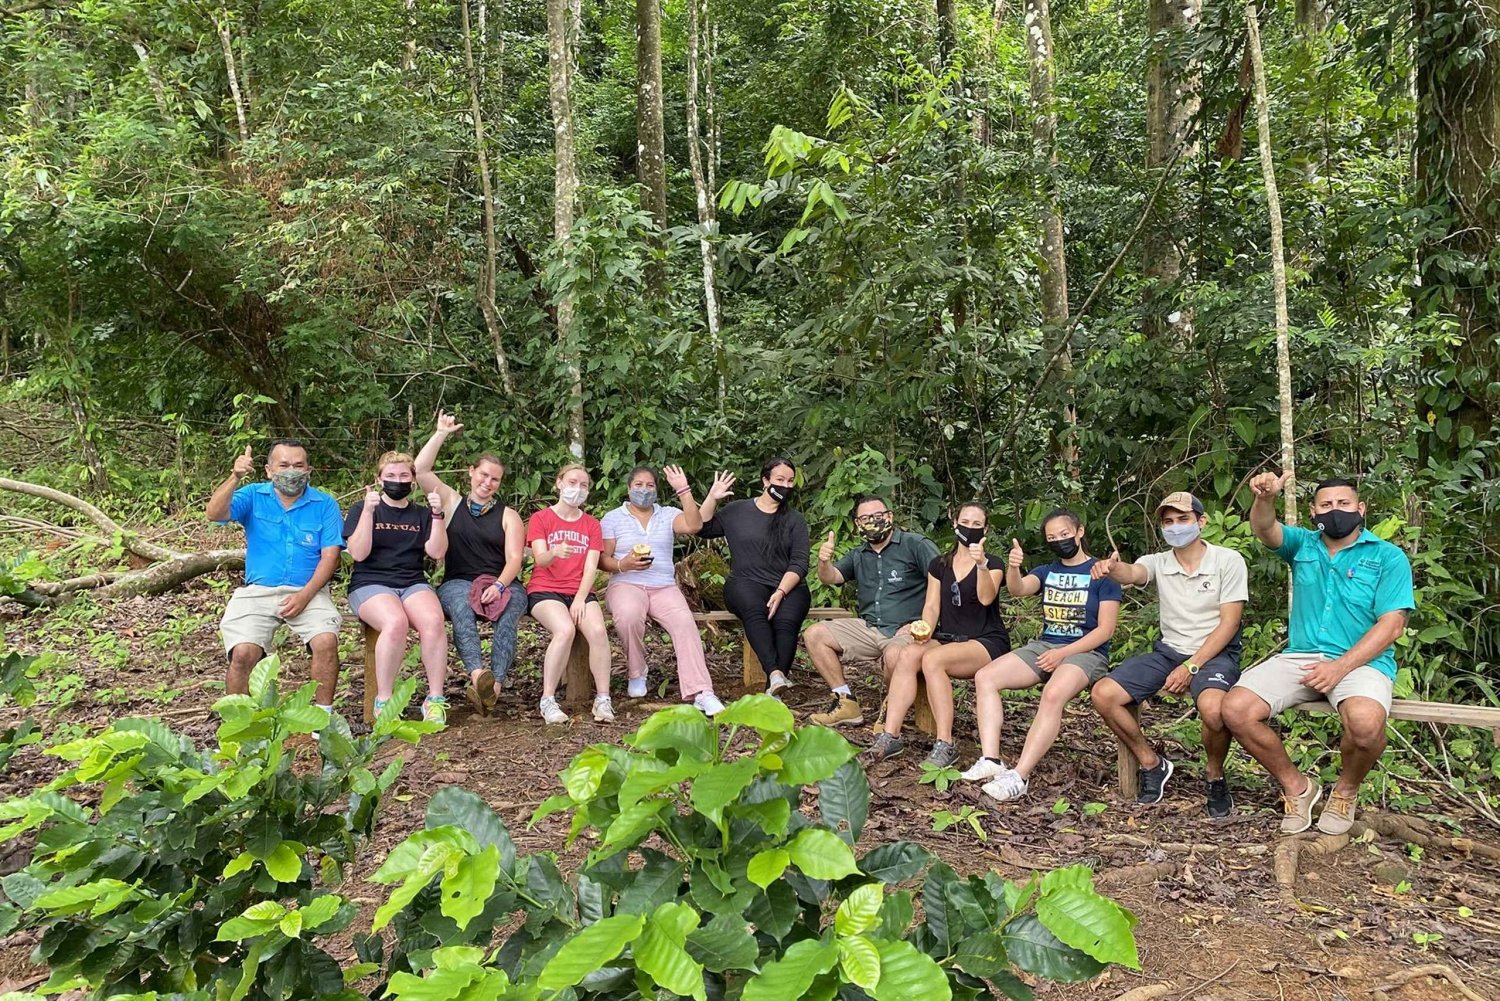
[1161,522,1202,548]
[629,487,658,508]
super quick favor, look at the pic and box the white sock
[832,685,851,697]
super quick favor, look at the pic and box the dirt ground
[3,579,1499,1000]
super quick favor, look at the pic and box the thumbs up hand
[232,445,255,479]
[818,530,837,564]
[1008,537,1025,569]
[1250,470,1287,497]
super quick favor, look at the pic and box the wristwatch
[1184,660,1200,675]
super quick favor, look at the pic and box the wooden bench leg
[914,677,935,736]
[742,638,767,693]
[1116,704,1142,799]
[362,623,377,725]
[564,634,594,706]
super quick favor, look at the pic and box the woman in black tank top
[415,412,528,715]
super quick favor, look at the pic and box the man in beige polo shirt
[1089,492,1249,816]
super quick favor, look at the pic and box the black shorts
[527,591,600,614]
[1105,639,1241,704]
[934,632,1011,661]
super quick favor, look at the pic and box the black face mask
[382,480,413,501]
[1312,508,1363,540]
[1048,537,1080,559]
[953,524,985,547]
[767,483,794,505]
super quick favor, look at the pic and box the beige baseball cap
[1156,491,1205,517]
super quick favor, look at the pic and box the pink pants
[605,582,714,699]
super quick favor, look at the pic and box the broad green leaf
[279,909,304,938]
[537,913,645,989]
[299,894,342,930]
[875,890,914,940]
[628,705,716,762]
[615,848,685,916]
[241,900,288,921]
[835,882,883,936]
[741,938,838,1001]
[529,793,575,826]
[635,902,706,1001]
[838,936,881,990]
[818,760,869,843]
[222,852,254,879]
[777,727,855,785]
[870,938,950,1001]
[427,787,517,874]
[372,843,451,932]
[594,800,667,861]
[248,656,280,700]
[713,694,794,733]
[746,881,799,942]
[859,841,931,883]
[737,796,792,836]
[560,747,611,802]
[686,913,760,972]
[788,827,859,880]
[1002,914,1105,982]
[279,705,331,733]
[1035,885,1139,968]
[264,842,302,883]
[691,758,760,823]
[951,929,1010,978]
[746,848,790,889]
[440,845,501,932]
[215,914,278,942]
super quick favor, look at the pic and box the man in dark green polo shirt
[806,495,939,727]
[1224,474,1415,837]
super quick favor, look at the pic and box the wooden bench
[1114,698,1500,799]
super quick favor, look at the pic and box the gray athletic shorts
[1010,638,1112,685]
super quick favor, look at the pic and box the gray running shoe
[862,732,905,762]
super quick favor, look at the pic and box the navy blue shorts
[1103,640,1241,705]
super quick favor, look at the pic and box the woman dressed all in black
[698,457,812,696]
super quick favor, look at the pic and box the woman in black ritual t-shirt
[344,450,450,725]
[867,502,1009,769]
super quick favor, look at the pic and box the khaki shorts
[815,616,913,664]
[220,585,342,656]
[1233,651,1393,715]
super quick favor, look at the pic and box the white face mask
[1161,522,1202,548]
[560,485,589,507]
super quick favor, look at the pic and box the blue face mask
[629,487,657,508]
[1161,522,1201,548]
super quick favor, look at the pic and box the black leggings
[724,576,812,677]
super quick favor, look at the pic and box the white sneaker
[693,692,726,717]
[961,758,1009,782]
[593,695,616,723]
[539,696,570,724]
[627,676,648,699]
[767,671,791,696]
[981,768,1029,802]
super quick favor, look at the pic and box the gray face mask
[270,469,309,497]
[629,487,658,508]
[1161,522,1201,548]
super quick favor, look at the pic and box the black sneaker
[1136,756,1175,804]
[1206,777,1234,818]
[862,732,905,762]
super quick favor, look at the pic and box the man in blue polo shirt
[1224,473,1414,837]
[206,439,344,710]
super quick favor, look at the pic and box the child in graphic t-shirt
[958,507,1122,803]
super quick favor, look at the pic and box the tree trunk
[217,19,250,145]
[1143,0,1201,340]
[1024,0,1078,477]
[937,0,958,65]
[636,0,667,293]
[460,0,517,395]
[547,0,585,457]
[686,0,724,404]
[705,6,719,196]
[1245,0,1298,527]
[1414,0,1500,456]
[403,0,417,70]
[1296,0,1331,32]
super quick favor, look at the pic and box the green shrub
[0,657,432,1000]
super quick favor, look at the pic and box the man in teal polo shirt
[1224,473,1414,836]
[207,439,345,710]
[805,495,939,727]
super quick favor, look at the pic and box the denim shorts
[347,582,434,617]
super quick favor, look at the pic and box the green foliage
[363,698,1137,999]
[0,657,429,1000]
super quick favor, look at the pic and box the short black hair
[1313,477,1359,499]
[852,495,889,517]
[267,438,308,459]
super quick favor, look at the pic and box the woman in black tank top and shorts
[415,412,528,716]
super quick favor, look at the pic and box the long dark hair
[943,501,989,570]
[1041,506,1089,556]
[761,456,797,550]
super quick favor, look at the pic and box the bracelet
[675,487,692,496]
[431,511,445,520]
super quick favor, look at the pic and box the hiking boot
[1280,773,1322,835]
[767,671,792,697]
[811,695,864,728]
[924,740,959,769]
[592,695,616,723]
[1317,790,1357,835]
[862,732,905,762]
[981,768,1029,802]
[466,669,497,716]
[693,692,726,717]
[627,675,648,699]
[421,695,449,728]
[1206,777,1234,819]
[539,696,570,725]
[961,757,1009,782]
[1136,755,1175,805]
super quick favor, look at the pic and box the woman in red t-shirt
[526,463,611,725]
